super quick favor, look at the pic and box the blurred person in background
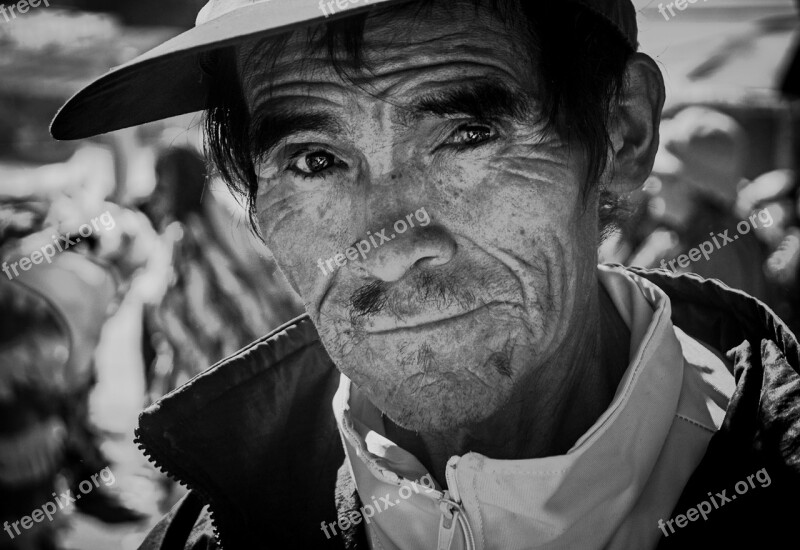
[0,206,145,550]
[737,169,800,333]
[0,279,70,550]
[0,11,162,542]
[137,145,302,402]
[627,106,772,301]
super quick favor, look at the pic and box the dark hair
[201,0,634,232]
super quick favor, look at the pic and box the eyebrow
[249,106,344,159]
[248,81,533,158]
[408,81,534,124]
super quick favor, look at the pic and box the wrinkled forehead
[236,0,533,105]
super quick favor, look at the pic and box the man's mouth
[360,301,519,334]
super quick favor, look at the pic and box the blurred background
[0,0,799,548]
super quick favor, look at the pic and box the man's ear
[607,53,665,193]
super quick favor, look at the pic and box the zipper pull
[437,492,461,550]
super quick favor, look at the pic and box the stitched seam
[472,472,486,549]
[676,413,715,434]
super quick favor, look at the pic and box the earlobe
[608,53,665,194]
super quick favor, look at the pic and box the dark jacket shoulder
[136,316,346,549]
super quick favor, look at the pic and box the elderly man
[51,1,799,549]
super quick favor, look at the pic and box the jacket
[136,268,800,549]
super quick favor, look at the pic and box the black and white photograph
[1,0,799,548]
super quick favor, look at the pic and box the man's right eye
[287,150,344,178]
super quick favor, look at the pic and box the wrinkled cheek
[257,193,351,300]
[259,218,307,295]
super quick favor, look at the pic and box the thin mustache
[348,273,477,320]
[351,280,389,317]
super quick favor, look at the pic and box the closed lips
[362,301,520,334]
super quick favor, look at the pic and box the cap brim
[50,0,402,140]
[50,0,637,141]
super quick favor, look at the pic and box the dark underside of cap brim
[50,21,239,141]
[49,0,398,141]
[49,53,208,140]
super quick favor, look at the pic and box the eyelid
[452,121,495,134]
[284,141,346,157]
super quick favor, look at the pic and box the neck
[384,281,630,486]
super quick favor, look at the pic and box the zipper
[437,457,476,550]
[134,427,226,549]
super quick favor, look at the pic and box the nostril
[415,227,457,267]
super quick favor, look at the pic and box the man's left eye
[447,124,497,147]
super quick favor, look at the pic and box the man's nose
[352,225,456,282]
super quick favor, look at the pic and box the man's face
[242,2,601,432]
